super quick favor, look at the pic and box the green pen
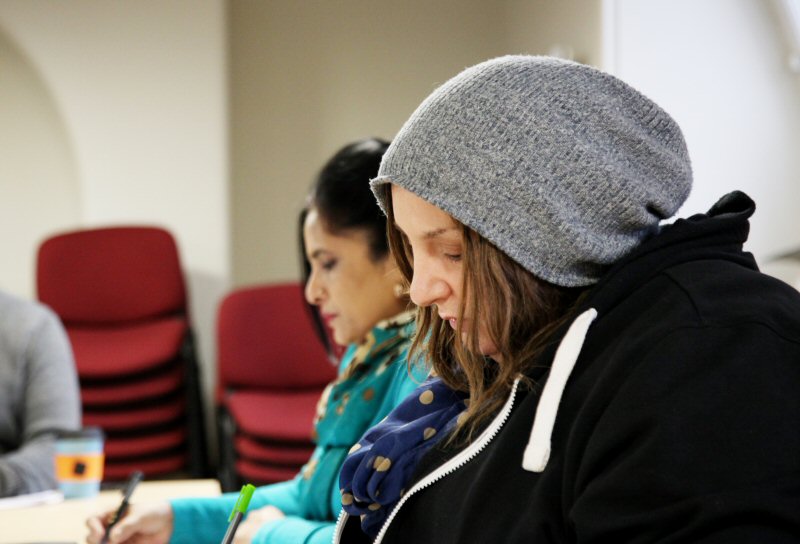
[220,484,256,544]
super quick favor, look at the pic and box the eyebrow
[310,249,332,259]
[394,223,458,239]
[423,227,459,239]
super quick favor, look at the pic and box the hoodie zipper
[332,377,521,544]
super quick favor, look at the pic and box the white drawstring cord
[522,308,598,472]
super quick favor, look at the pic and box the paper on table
[0,489,63,510]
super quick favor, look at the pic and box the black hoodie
[336,192,800,543]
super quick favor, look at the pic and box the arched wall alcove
[0,23,81,298]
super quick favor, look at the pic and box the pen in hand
[100,470,144,544]
[221,484,256,544]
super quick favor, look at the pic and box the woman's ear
[382,255,403,281]
[381,257,407,300]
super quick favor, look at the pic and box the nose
[304,268,325,305]
[408,260,449,308]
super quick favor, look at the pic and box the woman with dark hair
[335,57,800,542]
[87,138,426,544]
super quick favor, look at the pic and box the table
[0,479,220,543]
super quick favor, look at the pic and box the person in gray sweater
[0,289,80,497]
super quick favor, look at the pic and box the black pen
[101,470,143,544]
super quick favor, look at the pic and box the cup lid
[57,426,105,440]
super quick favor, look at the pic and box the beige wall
[229,0,501,285]
[504,0,602,66]
[229,0,602,286]
[0,26,81,297]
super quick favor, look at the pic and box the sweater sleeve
[0,307,80,496]
[571,324,800,543]
[170,478,304,544]
[251,515,333,544]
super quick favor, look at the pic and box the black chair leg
[217,405,239,492]
[182,330,210,477]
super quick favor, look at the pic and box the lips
[439,315,457,330]
[321,313,338,325]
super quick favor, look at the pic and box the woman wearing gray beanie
[334,56,800,543]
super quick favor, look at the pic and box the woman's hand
[86,501,174,544]
[232,505,286,544]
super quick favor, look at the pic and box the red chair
[216,283,336,490]
[36,226,207,481]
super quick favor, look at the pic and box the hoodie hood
[582,190,756,316]
[521,191,756,472]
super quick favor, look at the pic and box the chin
[332,328,359,347]
[480,346,502,362]
[459,332,499,360]
[332,332,349,346]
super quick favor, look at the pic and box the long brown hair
[382,185,586,439]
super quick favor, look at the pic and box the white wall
[604,0,800,262]
[0,1,228,428]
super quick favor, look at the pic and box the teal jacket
[170,316,424,544]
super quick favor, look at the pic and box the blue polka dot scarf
[339,377,467,538]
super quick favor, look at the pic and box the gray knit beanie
[371,55,692,287]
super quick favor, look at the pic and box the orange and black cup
[55,427,105,498]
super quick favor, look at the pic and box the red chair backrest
[217,283,336,392]
[37,226,187,324]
